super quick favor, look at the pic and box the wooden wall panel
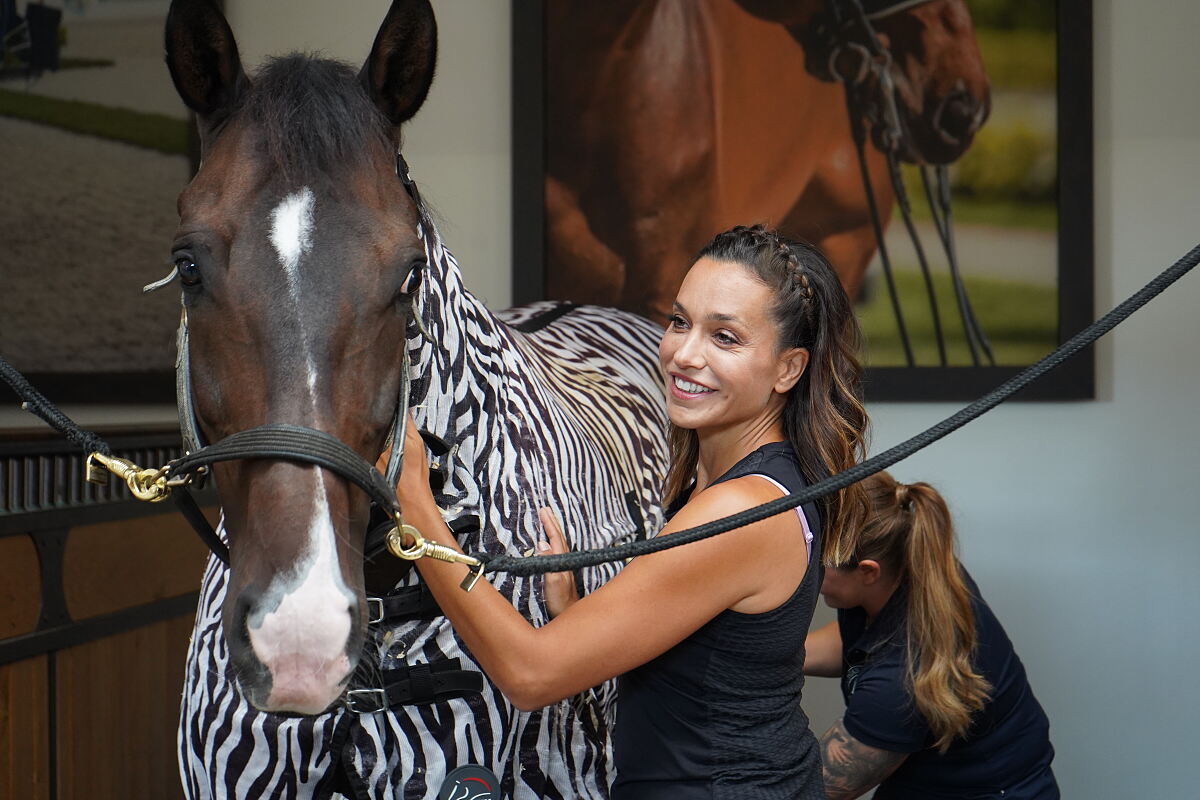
[55,615,193,800]
[0,656,50,800]
[62,512,213,620]
[0,535,41,639]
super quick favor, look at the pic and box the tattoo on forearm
[819,719,908,800]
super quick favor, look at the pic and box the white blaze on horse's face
[247,476,355,714]
[237,187,357,714]
[270,188,322,404]
[270,187,315,280]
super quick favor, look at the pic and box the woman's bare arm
[390,421,808,710]
[804,620,844,677]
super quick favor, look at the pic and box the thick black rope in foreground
[0,355,112,456]
[479,241,1200,577]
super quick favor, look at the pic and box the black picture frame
[0,5,205,410]
[0,115,200,409]
[511,0,1094,402]
[0,122,199,408]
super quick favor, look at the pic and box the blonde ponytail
[901,482,991,752]
[841,472,991,752]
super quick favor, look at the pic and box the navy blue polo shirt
[837,569,1059,799]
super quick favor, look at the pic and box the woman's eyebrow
[673,302,742,324]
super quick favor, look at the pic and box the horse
[542,0,990,325]
[164,0,668,796]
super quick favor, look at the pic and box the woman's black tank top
[610,441,825,799]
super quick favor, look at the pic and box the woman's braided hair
[662,224,870,564]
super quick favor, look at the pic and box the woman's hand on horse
[538,507,579,618]
[379,412,436,509]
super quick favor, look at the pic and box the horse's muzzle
[227,577,362,715]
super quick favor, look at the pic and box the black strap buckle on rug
[344,660,483,713]
[366,583,442,624]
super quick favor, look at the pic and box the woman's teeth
[674,376,713,394]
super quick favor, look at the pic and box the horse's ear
[359,0,437,126]
[165,0,248,134]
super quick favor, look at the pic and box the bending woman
[391,225,868,798]
[805,471,1058,799]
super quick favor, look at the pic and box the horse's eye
[175,256,202,287]
[399,259,425,295]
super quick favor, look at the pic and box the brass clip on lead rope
[385,518,486,591]
[86,451,173,502]
[84,452,201,503]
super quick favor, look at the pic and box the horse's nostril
[934,91,982,142]
[231,591,256,644]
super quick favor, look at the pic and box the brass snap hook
[385,522,428,561]
[383,516,486,591]
[86,452,173,503]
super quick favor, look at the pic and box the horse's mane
[237,54,393,182]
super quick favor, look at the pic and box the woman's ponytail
[843,473,991,752]
[902,481,991,752]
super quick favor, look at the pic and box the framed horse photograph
[512,0,1095,401]
[0,2,190,406]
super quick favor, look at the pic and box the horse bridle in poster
[807,0,995,367]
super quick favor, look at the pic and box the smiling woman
[659,226,871,568]
[392,223,871,798]
[660,258,809,437]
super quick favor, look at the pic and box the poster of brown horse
[516,0,1094,400]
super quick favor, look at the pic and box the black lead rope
[0,357,242,565]
[0,371,397,566]
[475,241,1200,577]
[3,242,1200,579]
[0,357,112,457]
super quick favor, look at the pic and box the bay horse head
[164,0,435,714]
[800,0,991,164]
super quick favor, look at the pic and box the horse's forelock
[236,55,394,184]
[226,53,440,247]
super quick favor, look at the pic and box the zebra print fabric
[178,223,670,798]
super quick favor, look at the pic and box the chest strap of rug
[344,660,483,713]
[366,583,442,624]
